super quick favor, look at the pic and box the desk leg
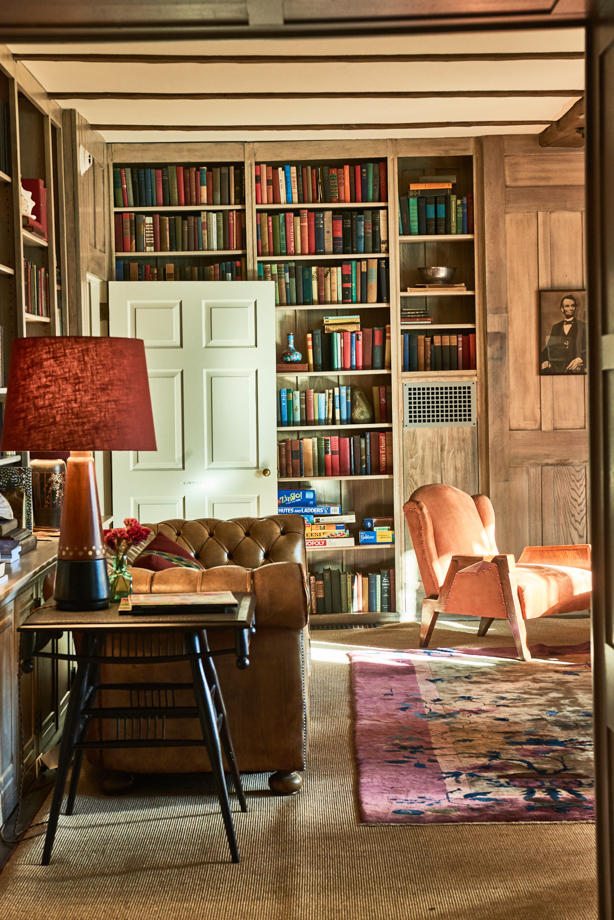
[65,634,103,816]
[185,632,239,864]
[198,630,247,813]
[42,633,96,866]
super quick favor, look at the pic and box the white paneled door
[109,281,277,523]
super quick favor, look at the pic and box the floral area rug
[349,642,593,824]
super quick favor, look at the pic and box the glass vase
[281,333,302,363]
[109,553,132,603]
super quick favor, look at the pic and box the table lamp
[0,337,156,610]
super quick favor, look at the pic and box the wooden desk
[20,593,256,866]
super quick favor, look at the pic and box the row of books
[113,165,245,208]
[310,568,395,614]
[114,211,245,253]
[24,260,50,317]
[115,258,246,282]
[398,190,474,236]
[278,384,392,427]
[278,432,393,478]
[301,326,391,372]
[255,162,387,205]
[402,332,477,372]
[259,259,389,306]
[0,101,10,177]
[257,210,389,257]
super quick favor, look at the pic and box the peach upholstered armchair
[403,484,592,660]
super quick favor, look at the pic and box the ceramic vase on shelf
[281,333,302,363]
[108,554,132,603]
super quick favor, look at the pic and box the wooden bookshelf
[257,202,389,210]
[401,323,475,329]
[114,204,245,212]
[277,369,391,377]
[399,234,474,242]
[258,253,389,262]
[0,263,14,276]
[307,544,394,553]
[118,249,246,258]
[22,229,48,248]
[25,313,51,323]
[0,170,11,184]
[278,423,392,431]
[279,474,393,482]
[277,302,389,312]
[402,290,475,297]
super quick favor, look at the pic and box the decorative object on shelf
[351,388,374,423]
[0,337,156,610]
[0,467,33,529]
[104,519,152,602]
[281,333,303,363]
[30,458,66,528]
[539,290,587,376]
[417,266,456,284]
[21,179,47,241]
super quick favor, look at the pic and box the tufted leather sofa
[88,514,309,793]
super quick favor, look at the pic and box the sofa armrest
[518,544,591,570]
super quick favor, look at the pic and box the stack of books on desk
[0,516,36,561]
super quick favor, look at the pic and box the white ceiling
[9,28,585,142]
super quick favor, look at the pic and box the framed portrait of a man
[539,290,587,376]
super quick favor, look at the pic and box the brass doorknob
[261,468,271,477]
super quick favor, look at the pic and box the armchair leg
[507,606,531,661]
[494,555,531,661]
[420,599,439,649]
[477,617,494,637]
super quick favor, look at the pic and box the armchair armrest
[518,544,591,570]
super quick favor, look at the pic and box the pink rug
[349,642,593,824]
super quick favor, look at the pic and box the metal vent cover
[403,381,477,428]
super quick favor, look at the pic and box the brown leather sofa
[87,514,309,794]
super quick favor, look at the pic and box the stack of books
[359,516,395,545]
[115,258,246,282]
[114,210,245,253]
[257,209,388,256]
[402,332,476,372]
[398,176,474,236]
[406,282,467,294]
[255,162,387,205]
[277,431,393,478]
[310,568,395,614]
[258,258,388,306]
[401,306,432,325]
[23,261,50,316]
[113,165,245,208]
[277,384,392,427]
[297,325,390,372]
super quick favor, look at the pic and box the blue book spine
[426,199,435,233]
[403,333,410,372]
[280,389,288,426]
[462,197,468,234]
[277,505,341,515]
[351,333,356,370]
[258,262,264,280]
[278,489,316,505]
[398,206,403,235]
[351,260,357,302]
[356,213,365,253]
[339,386,347,423]
[346,387,351,422]
[285,165,293,203]
[115,260,123,280]
[293,391,301,424]
[331,333,338,371]
[145,169,153,207]
[409,334,418,372]
[199,167,206,201]
[303,266,312,304]
[318,392,326,423]
[197,214,203,251]
[365,432,371,474]
[368,573,377,612]
[334,388,341,422]
[361,263,367,303]
[436,198,446,232]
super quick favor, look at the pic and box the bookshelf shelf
[278,423,392,432]
[277,369,391,377]
[399,234,474,242]
[114,205,245,213]
[257,202,388,211]
[402,291,475,298]
[25,313,51,323]
[279,474,393,481]
[401,323,476,330]
[259,253,389,262]
[310,612,397,626]
[277,302,389,312]
[0,456,21,466]
[0,170,11,184]
[401,370,477,379]
[22,229,48,248]
[0,263,14,276]
[307,544,394,553]
[118,249,246,258]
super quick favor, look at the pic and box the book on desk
[118,592,239,616]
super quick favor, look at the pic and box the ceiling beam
[539,95,584,146]
[12,52,584,64]
[91,119,554,133]
[49,90,584,101]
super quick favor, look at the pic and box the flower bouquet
[104,518,153,602]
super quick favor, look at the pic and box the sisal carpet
[0,616,597,920]
[351,641,593,824]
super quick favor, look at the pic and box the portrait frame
[539,290,587,376]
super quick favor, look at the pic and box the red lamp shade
[0,336,156,452]
[0,336,156,611]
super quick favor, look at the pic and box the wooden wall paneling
[7,76,25,339]
[504,135,587,156]
[506,467,531,559]
[62,110,82,334]
[541,465,588,545]
[506,211,541,430]
[252,140,389,162]
[527,465,543,545]
[473,136,488,491]
[505,153,585,187]
[110,142,245,163]
[43,115,59,336]
[243,143,256,280]
[395,138,474,158]
[505,186,585,212]
[538,210,554,430]
[509,429,589,466]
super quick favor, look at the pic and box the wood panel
[505,186,585,212]
[509,429,589,466]
[505,154,585,187]
[506,211,541,430]
[541,465,587,545]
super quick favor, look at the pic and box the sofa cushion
[515,563,592,619]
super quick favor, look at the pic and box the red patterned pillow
[132,532,204,571]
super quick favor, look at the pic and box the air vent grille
[403,381,477,428]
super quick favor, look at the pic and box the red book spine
[114,213,123,252]
[278,441,286,478]
[256,213,262,255]
[144,264,150,281]
[306,389,314,423]
[338,167,345,203]
[260,163,267,204]
[266,166,273,204]
[268,216,274,255]
[183,169,191,207]
[255,164,261,204]
[300,210,309,253]
[285,212,295,255]
[214,262,220,280]
[318,266,325,304]
[301,166,309,203]
[369,432,379,475]
[190,167,197,206]
[339,438,351,476]
[379,386,387,422]
[379,161,387,201]
[330,436,340,476]
[285,439,292,477]
[355,330,363,369]
[363,327,373,370]
[469,333,477,370]
[155,169,163,206]
[307,212,316,254]
[343,331,352,370]
[122,213,130,251]
[311,169,318,203]
[344,165,351,202]
[379,433,387,474]
[324,438,332,476]
[354,164,362,202]
[153,213,161,251]
[120,167,128,206]
[177,167,185,205]
[385,431,393,474]
[467,192,474,234]
[229,210,235,250]
[207,170,213,204]
[273,168,282,204]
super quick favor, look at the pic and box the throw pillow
[131,532,204,571]
[105,528,155,568]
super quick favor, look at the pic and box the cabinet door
[16,587,38,780]
[0,602,17,822]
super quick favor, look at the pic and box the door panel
[109,281,276,524]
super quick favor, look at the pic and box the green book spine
[271,264,279,306]
[331,570,342,612]
[279,213,287,254]
[323,568,333,613]
[340,572,348,613]
[303,265,312,304]
[456,198,463,234]
[217,214,224,251]
[367,162,374,202]
[409,198,419,235]
[169,166,179,206]
[113,168,123,206]
[317,436,326,474]
[136,213,145,252]
[124,167,134,207]
[351,261,357,302]
[213,168,221,205]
